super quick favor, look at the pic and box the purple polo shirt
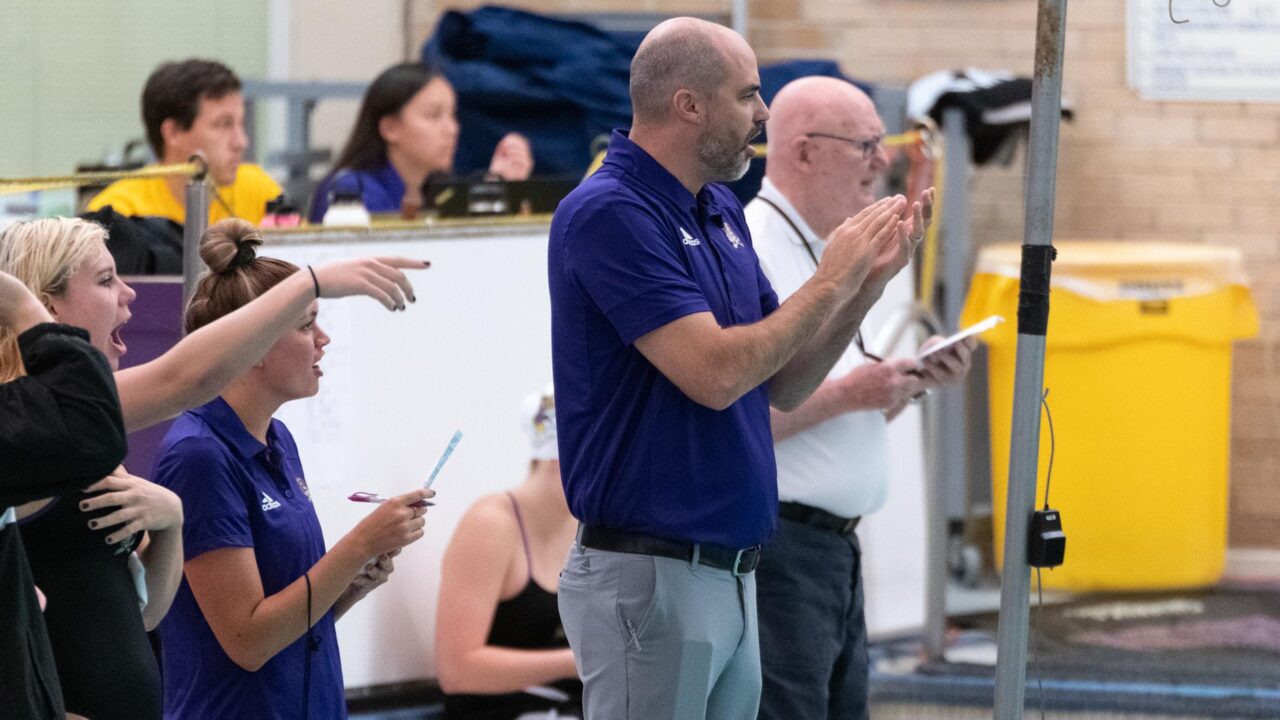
[548,130,781,549]
[153,397,345,720]
[309,161,405,223]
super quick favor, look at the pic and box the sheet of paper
[918,315,1004,360]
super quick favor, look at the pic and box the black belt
[779,502,861,536]
[578,525,760,575]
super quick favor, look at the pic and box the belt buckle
[732,545,761,576]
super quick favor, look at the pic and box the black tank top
[443,494,582,720]
[19,490,161,720]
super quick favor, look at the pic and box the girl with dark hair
[153,220,432,719]
[310,62,533,222]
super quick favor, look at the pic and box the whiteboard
[266,227,554,688]
[261,223,930,685]
[1128,0,1280,101]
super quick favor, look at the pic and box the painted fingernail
[88,520,98,529]
[422,260,431,267]
[104,536,114,544]
[410,295,417,303]
[80,502,89,510]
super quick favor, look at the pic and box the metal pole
[939,109,974,524]
[730,0,748,38]
[921,362,948,662]
[992,2,1067,718]
[182,157,210,325]
[922,107,977,662]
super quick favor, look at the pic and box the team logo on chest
[295,476,311,501]
[679,227,701,246]
[723,223,743,249]
[261,492,282,511]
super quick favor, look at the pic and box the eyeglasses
[805,132,884,160]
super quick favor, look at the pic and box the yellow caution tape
[913,120,943,308]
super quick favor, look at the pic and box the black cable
[1034,387,1055,719]
[1040,388,1055,510]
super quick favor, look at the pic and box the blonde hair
[0,218,108,382]
[184,219,297,333]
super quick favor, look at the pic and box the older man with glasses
[744,76,973,720]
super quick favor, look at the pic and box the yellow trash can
[962,241,1257,591]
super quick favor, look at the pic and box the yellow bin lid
[973,241,1252,301]
[964,241,1258,346]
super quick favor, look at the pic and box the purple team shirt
[548,130,781,550]
[153,397,346,720]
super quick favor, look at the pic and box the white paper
[1127,0,1280,102]
[918,315,1004,360]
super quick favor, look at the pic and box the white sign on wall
[1127,0,1280,101]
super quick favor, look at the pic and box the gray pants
[558,543,761,720]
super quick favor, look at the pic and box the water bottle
[322,189,371,227]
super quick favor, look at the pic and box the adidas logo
[261,492,282,511]
[680,227,701,246]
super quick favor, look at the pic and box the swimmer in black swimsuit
[438,389,583,720]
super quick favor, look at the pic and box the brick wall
[410,1,1280,548]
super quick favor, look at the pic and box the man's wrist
[804,271,844,306]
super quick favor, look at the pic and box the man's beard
[698,121,762,183]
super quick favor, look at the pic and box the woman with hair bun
[152,219,432,720]
[0,216,427,720]
[310,61,534,222]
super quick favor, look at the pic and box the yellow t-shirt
[86,164,282,226]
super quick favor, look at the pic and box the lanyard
[755,194,882,362]
[755,195,820,268]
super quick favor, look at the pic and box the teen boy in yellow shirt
[89,59,280,226]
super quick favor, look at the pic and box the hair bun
[200,218,263,275]
[230,240,257,271]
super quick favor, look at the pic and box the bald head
[764,76,889,238]
[630,18,749,124]
[766,76,878,164]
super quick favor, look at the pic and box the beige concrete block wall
[408,1,1280,549]
[285,0,410,176]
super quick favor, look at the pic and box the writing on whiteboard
[1170,0,1231,24]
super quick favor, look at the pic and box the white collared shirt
[745,178,890,518]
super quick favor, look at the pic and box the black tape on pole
[1017,244,1057,337]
